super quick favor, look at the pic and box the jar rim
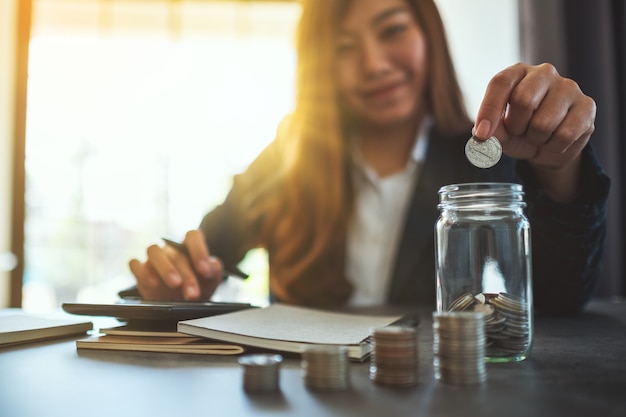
[438,182,523,193]
[438,182,526,208]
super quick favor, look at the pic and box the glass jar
[434,183,533,362]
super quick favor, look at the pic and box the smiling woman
[16,0,520,312]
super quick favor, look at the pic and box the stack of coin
[432,311,487,384]
[300,345,350,391]
[238,353,283,393]
[369,326,419,386]
[447,292,531,358]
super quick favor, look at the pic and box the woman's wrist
[529,155,582,204]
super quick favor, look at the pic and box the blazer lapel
[386,129,462,305]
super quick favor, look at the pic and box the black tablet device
[62,300,256,328]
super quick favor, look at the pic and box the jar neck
[438,183,526,211]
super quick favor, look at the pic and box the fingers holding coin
[474,63,595,163]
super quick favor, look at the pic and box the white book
[0,312,93,348]
[177,303,404,361]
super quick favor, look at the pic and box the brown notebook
[76,333,244,355]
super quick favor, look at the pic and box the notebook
[0,312,93,348]
[177,303,406,361]
[99,325,191,338]
[76,334,244,355]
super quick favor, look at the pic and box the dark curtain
[519,0,625,298]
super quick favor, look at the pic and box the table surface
[1,299,625,417]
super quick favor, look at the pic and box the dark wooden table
[1,299,625,417]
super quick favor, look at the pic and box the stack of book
[77,326,244,355]
[58,302,412,360]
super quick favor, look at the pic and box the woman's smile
[360,78,409,107]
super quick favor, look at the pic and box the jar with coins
[434,183,533,362]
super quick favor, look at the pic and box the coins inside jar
[465,136,502,168]
[447,292,531,359]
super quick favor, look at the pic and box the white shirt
[346,122,430,306]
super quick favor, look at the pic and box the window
[24,0,300,311]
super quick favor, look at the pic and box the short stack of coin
[369,326,419,386]
[300,345,350,391]
[447,292,531,358]
[238,353,283,393]
[432,311,487,384]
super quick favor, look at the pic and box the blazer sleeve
[198,139,283,279]
[517,144,610,316]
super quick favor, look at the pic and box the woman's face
[335,0,428,128]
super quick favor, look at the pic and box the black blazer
[200,128,609,315]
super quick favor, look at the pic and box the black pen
[161,237,246,279]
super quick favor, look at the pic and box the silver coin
[239,354,283,393]
[465,136,502,168]
[447,292,532,359]
[370,326,419,386]
[432,311,487,385]
[301,345,350,391]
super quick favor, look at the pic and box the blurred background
[3,0,622,313]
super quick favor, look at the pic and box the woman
[128,0,609,315]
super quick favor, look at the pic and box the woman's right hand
[129,229,224,301]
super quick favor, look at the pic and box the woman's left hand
[473,62,596,202]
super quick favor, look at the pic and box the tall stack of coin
[447,292,531,359]
[369,326,419,386]
[300,345,350,391]
[238,353,283,393]
[432,311,487,384]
